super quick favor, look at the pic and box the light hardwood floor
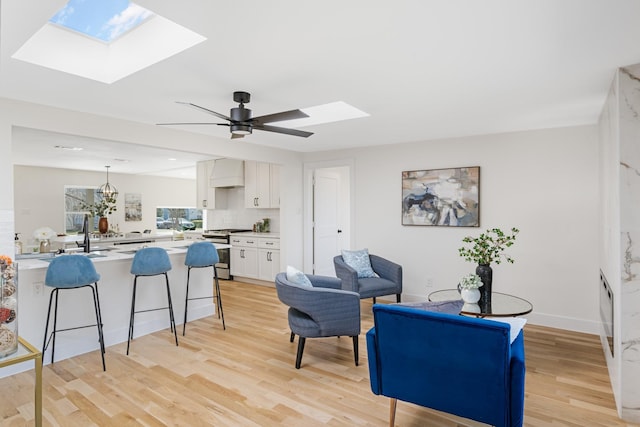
[1,280,638,426]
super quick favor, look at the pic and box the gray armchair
[333,254,402,303]
[275,272,361,369]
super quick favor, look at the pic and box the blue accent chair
[183,241,225,335]
[333,254,403,303]
[275,272,361,369]
[367,304,526,427]
[127,247,178,355]
[43,255,106,371]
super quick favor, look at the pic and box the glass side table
[0,337,42,426]
[428,289,533,317]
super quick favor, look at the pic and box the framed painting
[402,166,479,227]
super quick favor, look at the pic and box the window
[156,207,202,231]
[64,186,102,233]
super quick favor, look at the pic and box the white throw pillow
[341,249,378,278]
[286,265,313,287]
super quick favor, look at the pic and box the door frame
[303,159,355,274]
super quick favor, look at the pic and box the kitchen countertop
[230,232,280,238]
[17,240,232,271]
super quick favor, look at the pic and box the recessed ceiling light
[54,145,83,151]
[168,158,177,161]
[266,101,369,128]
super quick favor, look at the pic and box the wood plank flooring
[1,280,638,426]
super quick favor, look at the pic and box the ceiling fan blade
[176,101,231,121]
[252,109,308,125]
[254,124,314,138]
[157,122,224,126]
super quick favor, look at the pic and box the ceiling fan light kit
[158,91,314,139]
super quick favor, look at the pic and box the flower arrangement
[0,255,15,281]
[458,227,519,265]
[33,227,56,242]
[81,196,117,217]
[459,273,483,289]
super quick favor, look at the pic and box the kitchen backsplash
[205,186,279,232]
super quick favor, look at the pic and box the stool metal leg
[213,270,225,330]
[164,273,179,346]
[42,288,57,365]
[183,267,192,336]
[90,284,106,371]
[126,277,139,355]
[51,289,60,364]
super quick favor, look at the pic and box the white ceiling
[3,0,640,178]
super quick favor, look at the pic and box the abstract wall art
[402,166,479,227]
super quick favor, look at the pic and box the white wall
[304,125,600,333]
[13,165,197,248]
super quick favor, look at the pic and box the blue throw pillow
[341,249,378,278]
[286,265,313,287]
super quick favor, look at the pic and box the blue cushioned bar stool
[127,247,178,355]
[183,241,225,335]
[42,255,106,371]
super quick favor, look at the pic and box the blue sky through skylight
[49,0,154,43]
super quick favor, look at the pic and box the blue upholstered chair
[333,254,402,303]
[43,255,106,371]
[127,247,178,355]
[367,304,526,427]
[183,241,225,335]
[275,272,361,369]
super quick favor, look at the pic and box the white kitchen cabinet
[269,164,280,208]
[244,161,278,208]
[196,160,227,209]
[258,238,280,281]
[230,236,258,278]
[231,235,279,281]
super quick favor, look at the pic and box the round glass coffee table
[428,289,533,317]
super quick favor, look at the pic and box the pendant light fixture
[97,165,118,200]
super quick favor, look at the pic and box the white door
[313,167,349,276]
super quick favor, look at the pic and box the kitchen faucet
[77,214,91,253]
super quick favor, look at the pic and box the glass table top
[428,289,533,317]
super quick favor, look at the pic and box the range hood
[210,158,244,187]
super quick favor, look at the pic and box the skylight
[49,0,154,43]
[12,0,206,84]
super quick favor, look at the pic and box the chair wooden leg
[352,336,359,366]
[295,337,306,369]
[389,398,397,427]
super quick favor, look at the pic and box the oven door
[206,237,230,279]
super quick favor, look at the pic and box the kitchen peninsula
[5,239,230,378]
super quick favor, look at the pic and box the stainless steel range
[202,229,252,279]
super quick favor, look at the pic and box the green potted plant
[81,197,117,234]
[458,273,483,306]
[458,227,519,306]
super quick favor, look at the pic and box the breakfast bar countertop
[17,240,232,271]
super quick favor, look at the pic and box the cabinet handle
[267,251,271,261]
[240,249,244,258]
[266,242,273,246]
[203,200,207,208]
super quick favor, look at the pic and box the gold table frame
[0,337,42,426]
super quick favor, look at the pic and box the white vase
[460,287,480,304]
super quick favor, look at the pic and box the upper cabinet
[245,161,280,208]
[196,160,227,209]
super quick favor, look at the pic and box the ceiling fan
[158,91,314,139]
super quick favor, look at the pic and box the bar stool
[127,247,178,355]
[42,255,106,371]
[183,241,226,335]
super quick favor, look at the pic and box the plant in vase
[33,227,56,253]
[458,227,519,307]
[81,197,117,234]
[458,273,483,305]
